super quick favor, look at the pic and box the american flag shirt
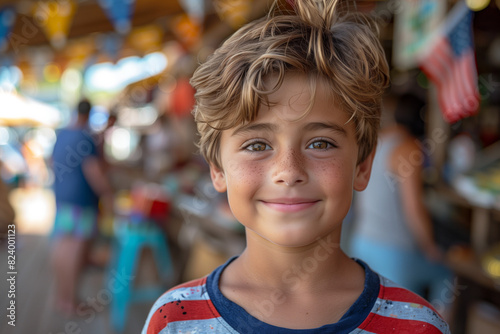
[143,258,450,334]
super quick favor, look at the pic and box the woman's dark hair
[394,93,426,138]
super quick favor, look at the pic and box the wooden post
[471,207,490,255]
[426,83,450,184]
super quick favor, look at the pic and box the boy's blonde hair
[191,0,390,169]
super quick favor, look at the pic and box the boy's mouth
[260,198,320,213]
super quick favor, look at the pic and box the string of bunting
[33,0,76,50]
[97,0,136,35]
[213,0,252,29]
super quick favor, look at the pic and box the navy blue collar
[207,257,379,333]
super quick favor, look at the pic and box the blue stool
[109,217,173,333]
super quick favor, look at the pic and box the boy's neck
[233,229,353,292]
[219,229,366,329]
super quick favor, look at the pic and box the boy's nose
[272,148,308,186]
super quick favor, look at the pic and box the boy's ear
[353,148,376,191]
[210,164,227,192]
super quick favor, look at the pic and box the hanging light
[466,0,490,11]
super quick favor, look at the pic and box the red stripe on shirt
[147,299,220,334]
[359,313,443,334]
[380,286,440,315]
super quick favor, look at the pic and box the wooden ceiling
[0,0,385,48]
[1,0,186,47]
[2,0,500,51]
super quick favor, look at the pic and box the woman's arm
[391,138,443,261]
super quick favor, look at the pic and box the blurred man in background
[50,99,113,315]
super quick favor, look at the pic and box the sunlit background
[1,0,500,333]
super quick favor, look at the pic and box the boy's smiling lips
[259,198,321,213]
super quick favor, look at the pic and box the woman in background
[349,93,452,316]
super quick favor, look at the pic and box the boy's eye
[245,142,271,151]
[308,140,334,150]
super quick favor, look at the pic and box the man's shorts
[51,203,98,240]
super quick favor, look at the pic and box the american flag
[419,1,480,123]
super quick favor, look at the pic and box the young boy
[143,0,450,332]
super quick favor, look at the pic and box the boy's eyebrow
[303,122,347,136]
[231,123,278,136]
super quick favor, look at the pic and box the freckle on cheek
[243,165,264,185]
[232,165,253,184]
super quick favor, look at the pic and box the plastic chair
[109,216,173,333]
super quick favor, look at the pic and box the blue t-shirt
[51,127,99,208]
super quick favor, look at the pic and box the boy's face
[210,73,374,248]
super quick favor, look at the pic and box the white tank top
[354,133,418,251]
